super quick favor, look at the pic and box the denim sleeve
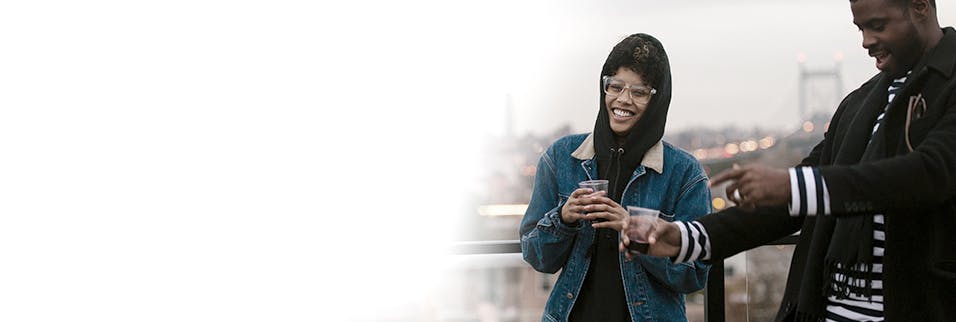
[519,149,580,274]
[638,172,712,293]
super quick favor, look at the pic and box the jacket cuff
[673,221,710,263]
[788,167,830,216]
[542,202,580,237]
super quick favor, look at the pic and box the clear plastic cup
[624,206,661,253]
[578,180,609,221]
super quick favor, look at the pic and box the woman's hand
[560,188,607,224]
[586,196,629,231]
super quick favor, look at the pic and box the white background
[1,0,953,321]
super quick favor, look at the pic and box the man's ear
[909,0,931,21]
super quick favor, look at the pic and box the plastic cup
[578,180,609,221]
[577,180,608,195]
[624,206,661,253]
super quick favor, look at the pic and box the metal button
[567,292,574,299]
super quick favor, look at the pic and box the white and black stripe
[674,221,710,263]
[788,167,830,216]
[825,215,886,321]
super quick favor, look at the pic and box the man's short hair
[852,0,937,9]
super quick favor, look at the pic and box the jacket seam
[676,174,708,202]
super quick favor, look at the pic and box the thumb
[647,225,659,244]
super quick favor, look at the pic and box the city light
[724,143,740,155]
[802,121,815,133]
[739,140,758,152]
[759,136,775,149]
[712,197,726,210]
[693,149,708,160]
[478,204,529,216]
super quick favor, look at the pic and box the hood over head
[592,33,672,201]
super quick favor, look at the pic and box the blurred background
[2,0,953,321]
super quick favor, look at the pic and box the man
[620,0,956,320]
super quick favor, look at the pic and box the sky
[2,1,954,321]
[467,0,956,136]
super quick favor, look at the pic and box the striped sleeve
[788,167,830,216]
[673,221,711,263]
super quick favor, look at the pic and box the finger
[590,196,622,207]
[620,242,634,261]
[710,167,744,186]
[581,203,609,213]
[591,219,625,231]
[568,204,587,213]
[646,222,659,244]
[595,221,626,231]
[724,182,740,204]
[739,186,757,204]
[585,211,615,222]
[563,203,581,214]
[746,189,763,205]
[739,201,756,212]
[626,252,637,261]
[570,188,593,198]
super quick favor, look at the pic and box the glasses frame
[602,75,657,102]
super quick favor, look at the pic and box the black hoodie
[569,33,672,322]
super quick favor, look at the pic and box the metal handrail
[449,235,800,322]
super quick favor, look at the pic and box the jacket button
[567,292,573,299]
[633,301,644,306]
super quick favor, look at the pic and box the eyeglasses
[602,76,656,103]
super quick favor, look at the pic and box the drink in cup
[624,206,661,253]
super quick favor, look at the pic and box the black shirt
[568,226,631,322]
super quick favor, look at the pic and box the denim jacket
[520,133,711,322]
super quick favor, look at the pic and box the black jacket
[697,27,956,321]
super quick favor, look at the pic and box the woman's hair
[600,34,666,89]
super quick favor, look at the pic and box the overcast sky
[461,0,956,136]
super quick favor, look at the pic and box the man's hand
[711,164,790,211]
[618,215,682,260]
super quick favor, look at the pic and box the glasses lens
[604,79,625,95]
[630,88,652,98]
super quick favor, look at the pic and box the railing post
[705,259,725,322]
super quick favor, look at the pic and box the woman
[519,33,711,322]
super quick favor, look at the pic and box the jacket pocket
[906,113,939,146]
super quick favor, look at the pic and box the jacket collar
[571,133,664,174]
[927,27,956,79]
